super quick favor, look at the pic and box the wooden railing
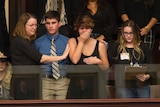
[0,98,160,107]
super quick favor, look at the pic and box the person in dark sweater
[108,20,152,98]
[74,0,116,42]
[118,0,160,50]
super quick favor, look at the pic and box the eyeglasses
[26,24,39,28]
[0,59,6,63]
[124,32,134,36]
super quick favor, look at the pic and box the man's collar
[47,33,59,41]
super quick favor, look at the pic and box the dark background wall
[9,0,120,37]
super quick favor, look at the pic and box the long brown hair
[117,20,144,61]
[13,13,37,41]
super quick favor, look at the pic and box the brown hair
[74,15,94,31]
[45,10,60,22]
[13,13,37,41]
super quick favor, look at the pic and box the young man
[34,11,70,100]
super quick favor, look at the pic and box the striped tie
[50,39,60,80]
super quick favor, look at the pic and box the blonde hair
[2,62,12,90]
[117,20,144,61]
[13,13,37,41]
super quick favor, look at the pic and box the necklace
[127,48,140,67]
[126,48,132,66]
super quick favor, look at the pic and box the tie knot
[51,39,55,44]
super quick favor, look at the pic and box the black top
[10,36,42,65]
[107,42,152,87]
[118,0,160,28]
[76,1,116,41]
[108,42,152,65]
[75,38,100,65]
